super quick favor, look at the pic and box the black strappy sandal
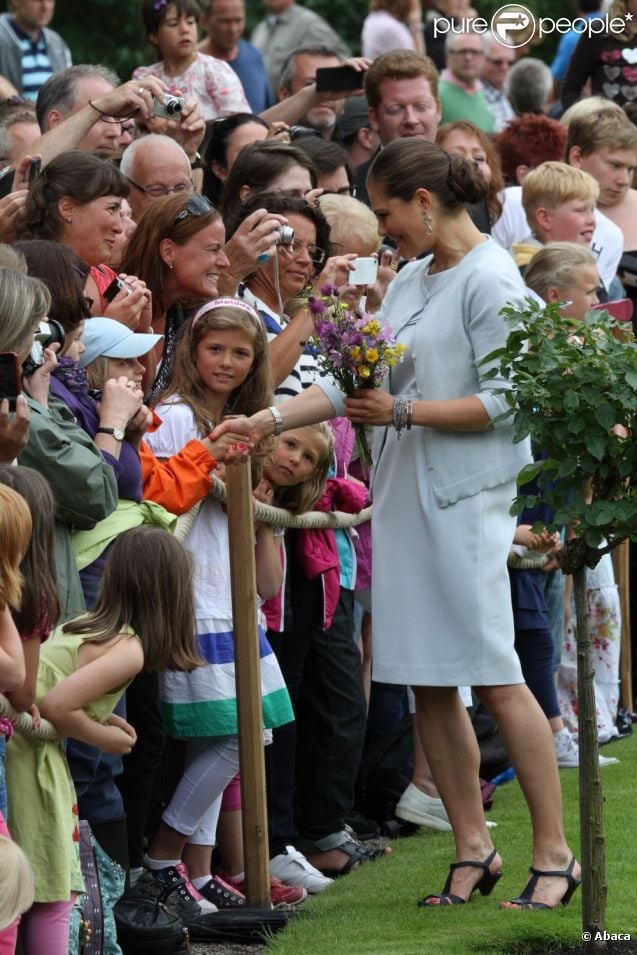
[418,849,502,907]
[502,856,581,910]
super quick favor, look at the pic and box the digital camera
[275,224,295,246]
[23,319,66,376]
[153,95,185,119]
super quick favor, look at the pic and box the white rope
[175,473,372,541]
[0,693,60,742]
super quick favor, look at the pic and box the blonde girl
[144,299,293,908]
[524,242,600,322]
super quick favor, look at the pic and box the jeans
[543,569,566,672]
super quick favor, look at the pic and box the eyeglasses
[127,177,195,198]
[486,57,513,67]
[449,48,484,56]
[174,194,215,224]
[280,238,327,268]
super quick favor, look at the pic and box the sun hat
[79,317,163,368]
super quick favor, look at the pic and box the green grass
[268,734,637,955]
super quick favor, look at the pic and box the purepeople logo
[433,2,635,49]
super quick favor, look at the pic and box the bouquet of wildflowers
[307,285,406,468]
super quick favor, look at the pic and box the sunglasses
[173,194,214,224]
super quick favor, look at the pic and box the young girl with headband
[144,299,293,908]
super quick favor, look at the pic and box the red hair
[494,114,567,185]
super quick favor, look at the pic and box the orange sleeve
[140,439,217,515]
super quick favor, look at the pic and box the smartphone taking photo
[315,66,364,93]
[348,257,378,286]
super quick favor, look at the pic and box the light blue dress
[370,242,528,687]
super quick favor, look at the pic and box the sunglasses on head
[174,194,214,224]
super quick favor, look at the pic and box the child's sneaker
[144,859,218,915]
[220,870,307,908]
[198,874,246,908]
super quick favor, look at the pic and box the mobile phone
[103,275,133,304]
[348,257,378,286]
[0,352,22,411]
[315,66,364,93]
[28,158,41,187]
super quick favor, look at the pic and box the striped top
[9,19,52,101]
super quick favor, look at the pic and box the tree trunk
[573,567,607,950]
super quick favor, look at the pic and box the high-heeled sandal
[502,856,581,910]
[418,849,502,907]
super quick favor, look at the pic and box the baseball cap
[335,96,371,141]
[80,317,163,368]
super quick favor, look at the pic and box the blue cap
[80,317,163,368]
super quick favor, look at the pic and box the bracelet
[267,405,283,436]
[392,396,407,438]
[405,399,413,431]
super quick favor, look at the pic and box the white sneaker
[269,846,333,894]
[554,728,620,768]
[395,783,452,831]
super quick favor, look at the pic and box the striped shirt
[9,19,52,101]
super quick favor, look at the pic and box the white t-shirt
[492,185,623,291]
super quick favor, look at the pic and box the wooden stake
[226,459,271,909]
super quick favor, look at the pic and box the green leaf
[516,462,543,486]
[585,433,605,461]
[594,404,617,430]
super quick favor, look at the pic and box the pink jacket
[263,477,368,632]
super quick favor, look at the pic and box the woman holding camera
[0,265,120,620]
[17,150,151,329]
[226,191,356,395]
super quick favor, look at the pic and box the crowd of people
[0,0,635,950]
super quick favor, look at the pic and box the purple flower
[308,297,327,316]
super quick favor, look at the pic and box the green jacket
[18,396,118,621]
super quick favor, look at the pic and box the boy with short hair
[513,161,599,271]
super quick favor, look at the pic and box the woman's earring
[423,210,433,235]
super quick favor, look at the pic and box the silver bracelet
[405,399,413,431]
[392,396,407,438]
[267,405,283,436]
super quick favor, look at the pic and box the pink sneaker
[220,871,307,908]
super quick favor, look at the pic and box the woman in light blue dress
[210,139,580,912]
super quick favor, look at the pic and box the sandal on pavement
[419,849,502,907]
[501,856,581,910]
[300,832,388,878]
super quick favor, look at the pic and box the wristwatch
[96,426,125,441]
[190,151,203,170]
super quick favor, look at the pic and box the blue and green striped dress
[146,398,293,737]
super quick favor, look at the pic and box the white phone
[348,256,378,286]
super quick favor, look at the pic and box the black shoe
[145,862,214,919]
[198,874,246,908]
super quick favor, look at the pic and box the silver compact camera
[153,94,185,119]
[275,224,295,245]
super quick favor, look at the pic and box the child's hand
[204,431,253,463]
[253,478,274,505]
[28,703,41,728]
[102,715,137,754]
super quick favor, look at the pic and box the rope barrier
[175,472,372,540]
[2,476,372,741]
[0,694,60,741]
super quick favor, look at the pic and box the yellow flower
[350,346,361,361]
[358,365,372,379]
[363,320,381,336]
[366,348,379,363]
